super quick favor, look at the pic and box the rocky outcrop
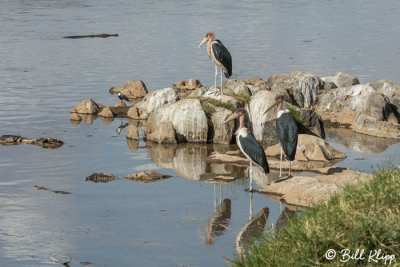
[246,90,277,143]
[321,72,359,88]
[145,122,177,144]
[145,99,208,143]
[173,78,202,97]
[109,80,148,99]
[0,135,64,149]
[351,114,400,139]
[243,77,269,94]
[132,87,180,119]
[266,71,324,108]
[374,79,400,123]
[210,107,235,144]
[259,169,372,207]
[70,98,100,114]
[222,79,252,98]
[266,134,345,162]
[297,108,325,138]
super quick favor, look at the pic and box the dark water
[1,1,400,266]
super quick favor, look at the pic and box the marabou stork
[265,95,298,177]
[224,108,269,192]
[198,32,232,95]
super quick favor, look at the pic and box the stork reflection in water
[198,31,232,95]
[265,95,298,177]
[224,108,269,192]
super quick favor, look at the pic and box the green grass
[289,107,305,125]
[199,98,237,114]
[234,169,400,266]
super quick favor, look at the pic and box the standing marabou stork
[264,95,298,177]
[224,108,269,192]
[198,32,232,95]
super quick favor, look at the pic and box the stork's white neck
[277,109,290,118]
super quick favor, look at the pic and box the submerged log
[0,135,64,149]
[64,33,119,39]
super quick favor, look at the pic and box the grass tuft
[234,169,400,266]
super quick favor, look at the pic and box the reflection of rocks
[100,116,114,125]
[204,198,231,245]
[147,143,209,180]
[259,169,372,207]
[236,207,269,259]
[325,127,399,153]
[0,135,64,149]
[275,207,296,231]
[266,134,346,162]
[124,171,172,183]
[126,138,140,152]
[126,124,139,140]
[85,173,119,183]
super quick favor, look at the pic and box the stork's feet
[244,188,254,193]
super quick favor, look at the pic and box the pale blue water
[1,0,400,266]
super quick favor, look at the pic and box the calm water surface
[1,1,400,266]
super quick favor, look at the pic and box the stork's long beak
[224,112,239,124]
[198,37,208,48]
[264,101,278,115]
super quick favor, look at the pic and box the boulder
[145,99,208,143]
[222,79,252,98]
[265,71,324,108]
[247,90,277,143]
[315,83,386,125]
[110,80,148,98]
[186,87,208,98]
[351,114,400,139]
[244,77,269,94]
[173,78,202,90]
[135,87,180,119]
[259,169,372,207]
[145,122,177,144]
[127,105,140,119]
[321,72,359,88]
[297,109,325,138]
[114,101,127,107]
[70,98,100,114]
[210,107,235,144]
[97,106,114,118]
[374,79,400,123]
[265,134,346,162]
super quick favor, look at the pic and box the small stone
[98,106,114,118]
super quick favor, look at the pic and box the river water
[1,1,400,266]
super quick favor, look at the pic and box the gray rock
[70,98,100,114]
[266,71,324,108]
[135,87,180,119]
[210,107,235,144]
[351,114,400,139]
[321,72,359,88]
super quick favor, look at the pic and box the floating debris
[51,257,71,266]
[64,33,119,39]
[79,261,92,265]
[124,171,172,183]
[35,185,71,195]
[85,173,119,183]
[0,135,64,149]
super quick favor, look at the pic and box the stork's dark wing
[239,133,269,174]
[212,40,232,78]
[276,112,298,161]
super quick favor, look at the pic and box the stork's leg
[220,67,223,95]
[213,184,217,211]
[214,65,218,90]
[219,184,222,205]
[249,162,253,192]
[249,192,253,220]
[279,146,283,178]
[289,161,292,177]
